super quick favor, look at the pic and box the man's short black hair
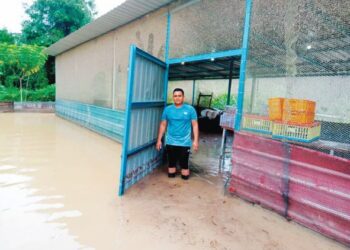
[173,88,184,95]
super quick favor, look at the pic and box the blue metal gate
[119,45,168,196]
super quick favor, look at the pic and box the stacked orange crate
[282,99,316,125]
[272,99,320,142]
[268,98,284,121]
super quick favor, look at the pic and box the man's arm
[156,120,167,151]
[192,120,199,152]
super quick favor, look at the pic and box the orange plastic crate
[282,99,316,125]
[282,111,315,125]
[268,98,284,121]
[283,99,316,113]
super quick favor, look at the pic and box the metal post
[234,0,253,131]
[165,11,171,63]
[227,60,234,105]
[219,128,227,171]
[249,77,256,113]
[112,31,117,109]
[119,45,137,196]
[164,11,171,105]
[192,80,196,105]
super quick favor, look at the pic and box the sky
[0,0,126,33]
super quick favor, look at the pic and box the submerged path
[0,113,346,250]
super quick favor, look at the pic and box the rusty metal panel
[230,132,350,246]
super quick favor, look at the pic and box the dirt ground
[0,113,347,250]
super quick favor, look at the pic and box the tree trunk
[25,76,30,101]
[19,77,23,102]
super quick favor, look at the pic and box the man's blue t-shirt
[161,104,197,147]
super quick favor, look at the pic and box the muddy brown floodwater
[0,113,346,250]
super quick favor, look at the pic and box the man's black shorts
[166,145,190,169]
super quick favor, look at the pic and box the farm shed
[47,0,350,245]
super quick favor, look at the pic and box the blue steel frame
[119,1,253,195]
[119,45,168,196]
[234,0,253,131]
[119,45,137,196]
[166,0,252,131]
[167,49,242,65]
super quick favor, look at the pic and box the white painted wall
[246,76,350,123]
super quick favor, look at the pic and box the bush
[26,84,55,101]
[211,94,237,110]
[0,86,20,101]
[0,84,55,102]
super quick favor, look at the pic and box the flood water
[0,113,346,250]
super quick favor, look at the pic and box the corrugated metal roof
[46,0,174,56]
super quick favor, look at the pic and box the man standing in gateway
[156,88,199,179]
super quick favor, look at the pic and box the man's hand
[156,140,162,151]
[156,120,167,151]
[191,120,199,153]
[192,141,199,152]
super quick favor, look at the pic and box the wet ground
[0,113,347,250]
[190,131,233,179]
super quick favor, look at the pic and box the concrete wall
[56,5,168,110]
[112,8,168,110]
[56,33,114,108]
[245,76,350,123]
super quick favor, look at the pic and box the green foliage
[4,75,18,87]
[25,85,56,101]
[0,85,55,102]
[22,0,96,46]
[0,86,20,101]
[0,43,48,100]
[197,95,212,108]
[0,29,16,44]
[30,68,49,89]
[0,43,47,78]
[211,94,237,110]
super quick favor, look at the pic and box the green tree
[0,43,47,101]
[22,0,96,46]
[0,29,16,44]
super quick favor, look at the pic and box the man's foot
[168,167,176,178]
[181,169,190,180]
[181,175,189,180]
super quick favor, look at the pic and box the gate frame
[118,0,252,195]
[119,45,168,196]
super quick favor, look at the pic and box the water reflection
[0,165,87,250]
[190,132,233,182]
[0,114,88,250]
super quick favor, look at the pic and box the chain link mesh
[242,0,350,159]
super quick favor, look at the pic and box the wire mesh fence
[242,0,350,160]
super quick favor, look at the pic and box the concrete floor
[0,113,346,250]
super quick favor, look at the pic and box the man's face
[173,91,184,106]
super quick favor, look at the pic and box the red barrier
[230,132,350,246]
